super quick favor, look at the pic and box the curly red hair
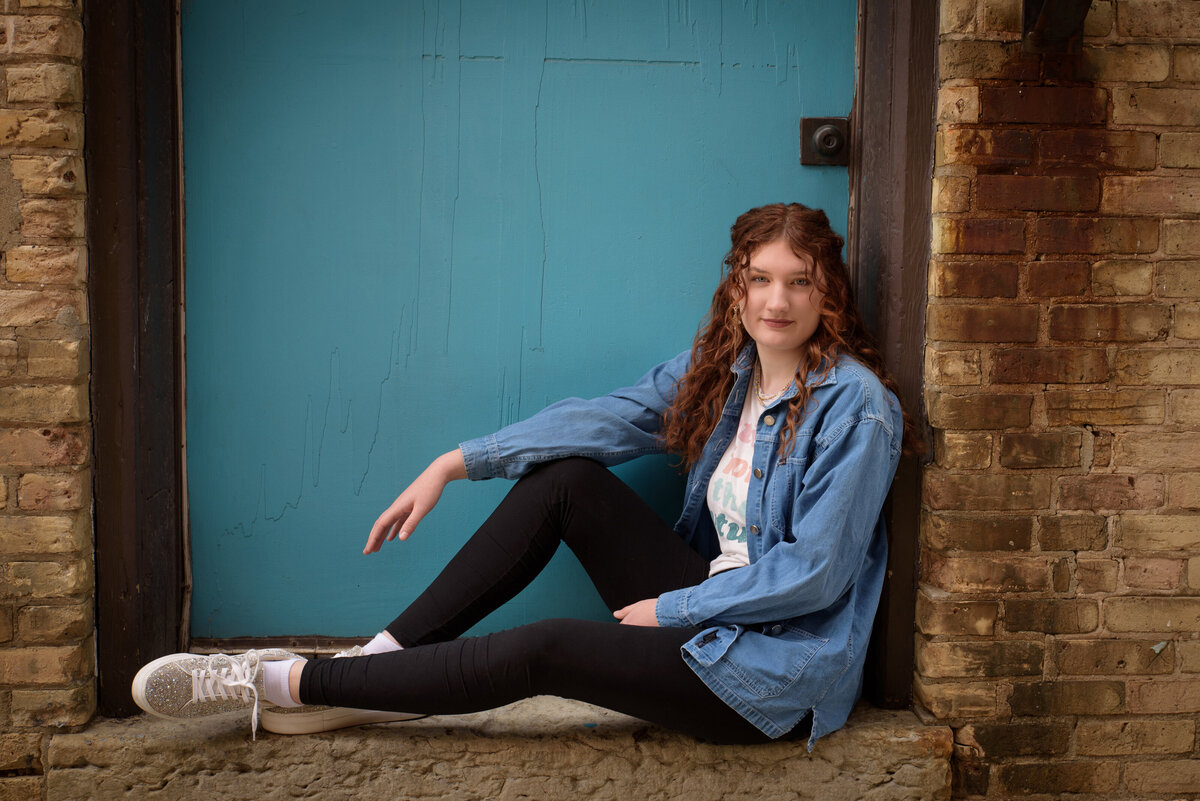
[661,203,916,466]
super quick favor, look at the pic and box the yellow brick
[941,0,977,33]
[1101,176,1200,215]
[934,430,992,469]
[938,86,980,124]
[1170,389,1200,424]
[1115,432,1200,469]
[1127,678,1200,713]
[5,63,82,104]
[17,471,84,510]
[0,340,17,378]
[1084,44,1171,82]
[26,339,84,379]
[0,733,42,772]
[1046,389,1165,425]
[1118,0,1200,37]
[16,602,91,642]
[1176,473,1200,509]
[8,156,85,196]
[4,246,85,286]
[1116,349,1200,385]
[1076,719,1194,755]
[0,778,44,801]
[1177,46,1200,82]
[1114,89,1200,127]
[1116,515,1200,550]
[1125,759,1200,796]
[916,589,1000,636]
[916,637,1043,678]
[0,514,86,555]
[932,176,971,213]
[926,348,982,385]
[981,0,1020,32]
[1072,558,1114,591]
[1166,220,1200,256]
[1092,259,1152,296]
[1085,1,1114,36]
[1177,304,1200,339]
[0,559,92,599]
[1182,638,1200,671]
[0,384,87,422]
[1158,260,1200,297]
[1055,639,1174,676]
[18,197,85,239]
[1162,133,1200,168]
[1189,556,1200,590]
[1106,597,1200,632]
[0,643,88,684]
[11,684,94,728]
[914,674,1001,718]
[0,109,82,148]
[11,15,83,58]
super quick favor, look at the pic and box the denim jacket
[459,344,903,747]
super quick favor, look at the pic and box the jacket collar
[731,343,840,396]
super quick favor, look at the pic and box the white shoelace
[189,651,265,737]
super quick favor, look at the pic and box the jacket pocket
[723,623,829,699]
[768,448,810,535]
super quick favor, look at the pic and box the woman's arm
[459,349,692,482]
[362,448,467,554]
[656,408,901,627]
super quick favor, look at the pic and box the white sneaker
[131,648,299,738]
[259,644,425,735]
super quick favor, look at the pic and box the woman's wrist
[434,448,467,482]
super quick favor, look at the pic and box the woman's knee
[497,618,580,686]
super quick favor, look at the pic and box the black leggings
[298,458,808,743]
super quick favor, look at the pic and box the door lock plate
[801,117,850,166]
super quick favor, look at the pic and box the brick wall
[0,0,90,797]
[922,0,1200,796]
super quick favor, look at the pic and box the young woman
[133,203,911,748]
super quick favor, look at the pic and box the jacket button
[749,525,759,535]
[769,624,783,636]
[763,415,775,426]
[753,468,763,479]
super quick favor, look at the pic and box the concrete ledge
[46,699,952,801]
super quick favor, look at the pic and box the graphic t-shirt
[706,390,764,576]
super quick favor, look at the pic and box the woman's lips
[762,318,793,328]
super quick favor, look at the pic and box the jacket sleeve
[655,406,900,627]
[459,349,692,481]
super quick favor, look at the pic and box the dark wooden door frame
[86,0,936,716]
[85,0,186,717]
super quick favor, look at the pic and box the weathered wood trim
[86,0,185,717]
[850,0,937,708]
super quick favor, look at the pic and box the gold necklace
[753,362,791,403]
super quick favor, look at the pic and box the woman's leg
[385,457,711,647]
[300,618,810,744]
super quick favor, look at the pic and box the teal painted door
[182,0,857,638]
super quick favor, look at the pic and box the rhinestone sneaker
[259,644,426,735]
[131,648,300,738]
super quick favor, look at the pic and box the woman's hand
[613,598,660,627]
[363,449,467,554]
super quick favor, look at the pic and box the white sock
[360,632,403,655]
[261,658,303,707]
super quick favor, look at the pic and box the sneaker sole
[260,706,427,735]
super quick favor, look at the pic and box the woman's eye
[794,278,810,286]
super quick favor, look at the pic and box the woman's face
[740,239,825,362]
